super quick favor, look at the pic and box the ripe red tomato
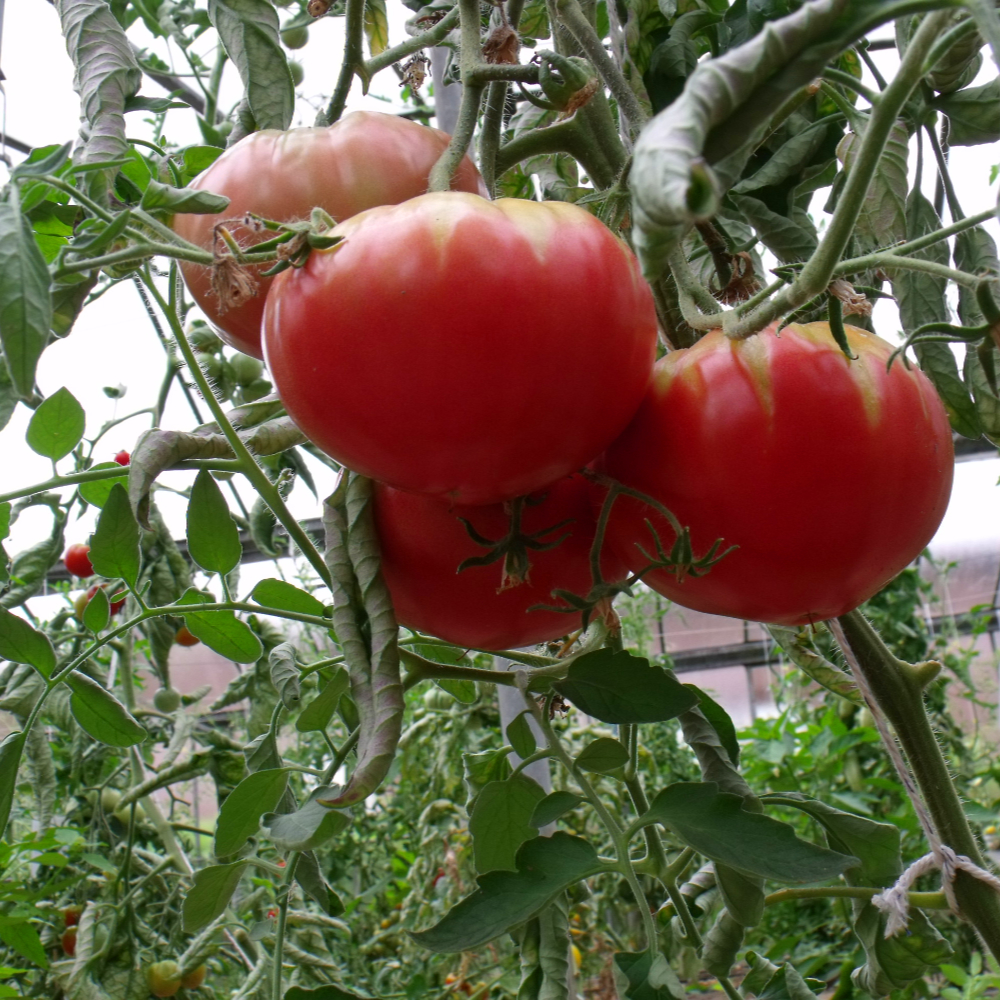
[61,927,77,957]
[265,193,658,505]
[173,111,488,359]
[373,474,626,649]
[64,543,94,578]
[147,960,182,998]
[63,905,82,928]
[113,450,130,466]
[174,626,200,647]
[600,322,953,625]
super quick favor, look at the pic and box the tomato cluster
[176,113,953,644]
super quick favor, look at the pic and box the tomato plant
[374,473,625,649]
[147,960,182,998]
[173,111,488,358]
[63,543,93,578]
[264,192,658,505]
[601,323,954,625]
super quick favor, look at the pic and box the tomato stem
[834,610,1000,963]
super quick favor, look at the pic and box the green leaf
[82,586,110,632]
[124,94,190,113]
[684,684,739,766]
[531,790,582,829]
[414,642,478,703]
[182,861,250,932]
[67,672,147,747]
[916,342,982,440]
[435,677,478,703]
[363,0,389,56]
[553,649,698,723]
[178,588,264,663]
[953,225,1000,327]
[0,732,26,837]
[187,470,242,575]
[181,146,225,185]
[614,951,684,1000]
[78,462,128,509]
[88,483,140,587]
[0,922,48,970]
[269,642,301,709]
[25,387,85,460]
[464,747,512,798]
[296,669,349,733]
[0,201,53,398]
[755,964,819,1000]
[730,192,817,263]
[11,141,72,179]
[251,577,326,617]
[715,862,764,926]
[140,179,230,214]
[506,710,537,759]
[934,78,1000,145]
[0,607,55,676]
[410,833,605,953]
[766,626,860,703]
[215,767,290,857]
[0,361,17,437]
[764,793,901,887]
[576,737,629,774]
[469,775,545,873]
[295,849,345,917]
[637,782,857,883]
[966,346,1000,445]
[208,0,294,131]
[261,786,351,851]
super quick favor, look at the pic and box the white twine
[828,619,1000,937]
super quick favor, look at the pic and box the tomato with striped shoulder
[599,322,954,626]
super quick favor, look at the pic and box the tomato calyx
[456,495,575,590]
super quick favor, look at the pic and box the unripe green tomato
[180,964,208,990]
[229,353,264,386]
[288,60,304,86]
[187,321,223,353]
[193,351,223,381]
[100,788,121,813]
[148,960,183,998]
[238,377,273,404]
[422,687,454,711]
[153,687,182,712]
[281,26,308,48]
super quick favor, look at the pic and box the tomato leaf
[140,179,230,215]
[0,732,26,837]
[505,710,536,759]
[531,790,582,829]
[208,0,294,131]
[82,586,110,633]
[88,483,140,587]
[251,578,326,617]
[363,0,389,57]
[186,469,242,575]
[177,589,263,663]
[553,649,698,723]
[182,861,250,932]
[0,607,55,676]
[634,782,857,883]
[0,200,53,399]
[78,462,128,509]
[296,669,349,733]
[262,786,351,851]
[67,672,147,747]
[469,775,545,873]
[730,193,817,264]
[933,77,1000,145]
[576,737,629,774]
[25,387,85,461]
[684,684,739,766]
[295,850,345,917]
[214,767,289,857]
[269,642,301,709]
[614,951,685,1000]
[0,921,48,970]
[411,833,606,953]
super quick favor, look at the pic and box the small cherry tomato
[63,905,83,928]
[61,927,77,956]
[64,543,94,578]
[113,450,130,466]
[75,585,126,621]
[174,626,200,647]
[153,687,182,712]
[180,965,208,990]
[148,960,182,998]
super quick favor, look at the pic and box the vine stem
[833,610,1000,962]
[526,688,659,953]
[271,852,300,1000]
[141,266,332,588]
[365,7,461,76]
[764,886,948,908]
[725,9,955,339]
[321,0,366,126]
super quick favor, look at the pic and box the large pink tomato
[373,474,626,650]
[600,322,954,626]
[173,112,487,358]
[264,192,659,506]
